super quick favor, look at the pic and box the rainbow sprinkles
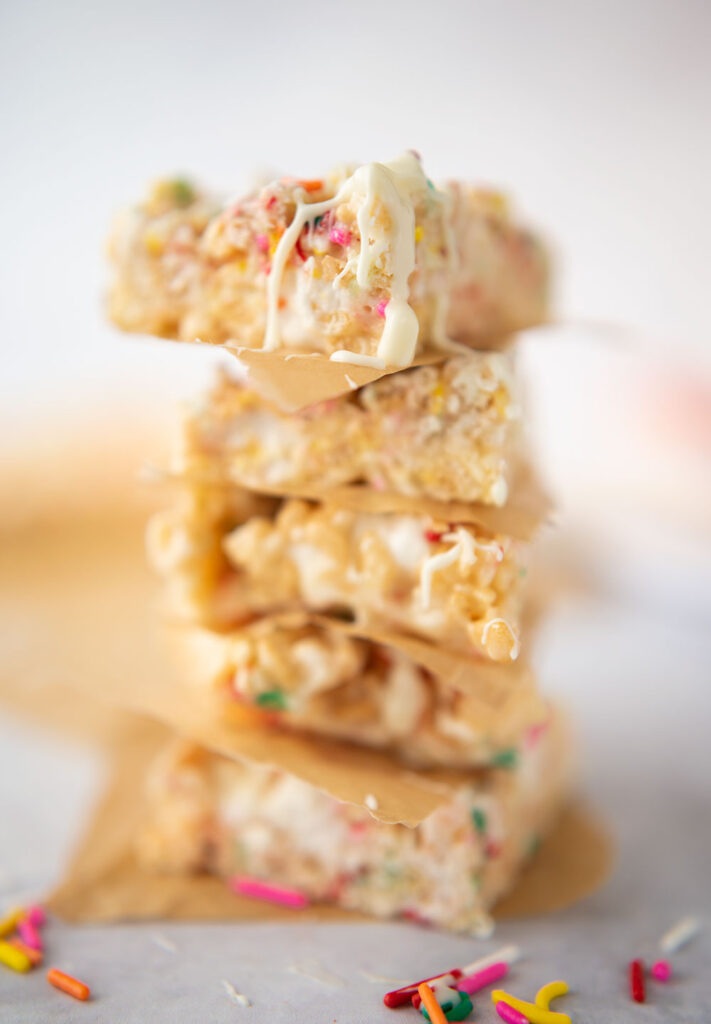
[265,153,434,368]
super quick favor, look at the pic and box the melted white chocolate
[263,153,436,367]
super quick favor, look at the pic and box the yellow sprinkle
[486,192,510,217]
[236,260,247,274]
[493,386,509,418]
[0,940,31,973]
[143,231,164,257]
[536,981,569,1010]
[311,265,322,279]
[492,990,570,1024]
[0,908,23,938]
[414,225,424,243]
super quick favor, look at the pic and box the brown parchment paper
[159,461,554,541]
[47,714,612,924]
[220,338,513,412]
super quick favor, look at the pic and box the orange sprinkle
[9,938,42,966]
[418,982,448,1024]
[298,179,324,193]
[47,968,90,1001]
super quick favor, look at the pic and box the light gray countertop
[1,594,709,1022]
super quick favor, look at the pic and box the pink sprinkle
[18,918,42,951]
[651,960,672,982]
[255,233,269,253]
[457,961,509,994]
[525,717,550,749]
[26,905,46,928]
[496,1001,528,1024]
[229,875,309,909]
[329,225,352,247]
[376,299,389,318]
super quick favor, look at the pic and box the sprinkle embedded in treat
[47,968,91,1001]
[629,959,646,1003]
[0,939,31,973]
[490,748,519,770]
[364,793,379,811]
[659,915,701,954]
[229,874,310,909]
[651,959,672,982]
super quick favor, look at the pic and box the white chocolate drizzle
[419,527,478,608]
[419,528,504,608]
[264,153,432,367]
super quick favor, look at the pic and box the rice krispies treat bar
[137,711,571,933]
[148,492,527,663]
[182,351,521,506]
[108,153,548,366]
[173,619,548,768]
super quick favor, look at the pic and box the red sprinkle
[294,233,308,262]
[629,959,646,1003]
[424,529,444,543]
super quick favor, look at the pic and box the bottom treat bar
[138,711,572,933]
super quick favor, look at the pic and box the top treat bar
[108,153,549,367]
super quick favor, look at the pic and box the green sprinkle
[471,807,487,834]
[519,567,528,579]
[426,178,435,191]
[171,178,195,206]
[491,748,518,769]
[255,690,288,710]
[527,834,541,857]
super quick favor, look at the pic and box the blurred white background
[2,0,710,606]
[2,0,710,406]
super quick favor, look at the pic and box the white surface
[1,0,711,426]
[0,593,709,1022]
